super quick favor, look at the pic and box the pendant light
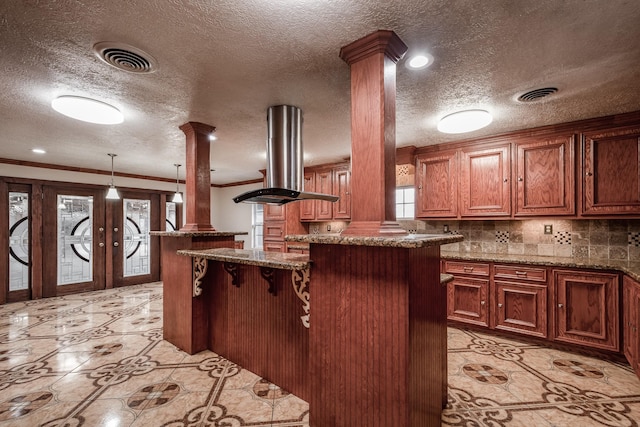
[106,153,120,200]
[172,164,183,203]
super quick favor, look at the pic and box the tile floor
[0,282,639,426]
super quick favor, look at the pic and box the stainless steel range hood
[234,105,339,205]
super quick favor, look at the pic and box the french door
[41,186,161,297]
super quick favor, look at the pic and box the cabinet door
[315,169,333,220]
[264,221,285,241]
[495,280,547,338]
[460,144,511,217]
[333,167,351,219]
[415,151,458,218]
[623,276,637,368]
[582,127,640,215]
[514,135,575,216]
[300,172,315,221]
[263,240,285,253]
[264,203,286,221]
[553,270,619,351]
[447,277,489,327]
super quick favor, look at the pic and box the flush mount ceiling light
[106,153,120,200]
[51,95,124,125]
[437,109,493,134]
[172,164,183,203]
[406,53,433,70]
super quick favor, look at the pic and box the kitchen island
[178,233,462,427]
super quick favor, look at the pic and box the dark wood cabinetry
[332,166,351,219]
[553,269,619,352]
[300,163,351,221]
[415,150,458,218]
[445,259,627,355]
[582,126,640,215]
[444,261,490,327]
[263,203,307,253]
[459,144,511,217]
[514,135,575,216]
[623,276,640,378]
[494,264,548,338]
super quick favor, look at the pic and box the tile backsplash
[398,219,640,261]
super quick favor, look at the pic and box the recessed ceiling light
[437,109,493,134]
[406,53,433,70]
[51,95,124,125]
[32,148,46,154]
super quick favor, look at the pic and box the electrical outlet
[544,224,553,235]
[443,224,450,233]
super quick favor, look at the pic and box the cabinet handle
[586,171,593,177]
[503,178,508,182]
[345,191,349,195]
[481,300,485,305]
[498,303,503,308]
[515,271,527,277]
[558,303,563,308]
[418,184,423,190]
[463,266,474,272]
[517,177,523,182]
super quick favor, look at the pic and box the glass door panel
[9,192,29,292]
[123,198,150,278]
[57,195,94,285]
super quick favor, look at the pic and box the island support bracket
[292,268,310,328]
[192,257,208,297]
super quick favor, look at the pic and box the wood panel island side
[176,232,462,427]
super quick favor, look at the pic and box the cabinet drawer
[493,264,547,283]
[264,222,285,240]
[444,260,490,277]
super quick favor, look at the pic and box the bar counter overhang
[175,232,463,426]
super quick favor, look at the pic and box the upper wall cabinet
[300,162,351,222]
[415,150,458,218]
[514,135,575,216]
[332,165,351,219]
[582,126,640,215]
[460,144,511,217]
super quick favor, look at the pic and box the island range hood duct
[234,105,339,205]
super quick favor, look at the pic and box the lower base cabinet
[445,259,624,356]
[494,280,547,338]
[624,276,640,378]
[553,269,619,352]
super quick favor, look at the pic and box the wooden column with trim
[340,30,408,236]
[179,121,216,231]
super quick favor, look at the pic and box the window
[252,204,264,249]
[396,186,415,219]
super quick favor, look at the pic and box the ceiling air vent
[517,87,558,102]
[93,42,157,73]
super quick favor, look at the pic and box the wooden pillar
[340,30,408,236]
[179,121,216,231]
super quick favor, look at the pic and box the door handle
[114,242,119,247]
[99,242,105,247]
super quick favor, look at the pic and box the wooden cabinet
[444,260,490,327]
[300,163,351,221]
[332,166,351,219]
[623,276,640,378]
[582,126,640,215]
[263,203,307,253]
[415,150,458,218]
[493,264,548,338]
[514,135,575,216]
[553,269,619,352]
[460,144,511,217]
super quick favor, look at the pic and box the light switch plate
[544,224,553,235]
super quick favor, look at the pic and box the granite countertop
[287,244,310,250]
[286,233,463,248]
[150,230,247,237]
[441,250,640,282]
[177,248,310,271]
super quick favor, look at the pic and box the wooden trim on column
[179,121,216,231]
[339,30,408,236]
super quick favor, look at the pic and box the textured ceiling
[1,0,639,185]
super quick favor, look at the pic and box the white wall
[211,182,262,247]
